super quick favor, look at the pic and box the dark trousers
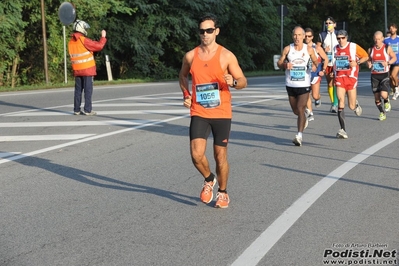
[74,76,93,113]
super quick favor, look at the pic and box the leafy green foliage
[1,0,398,87]
[0,1,27,86]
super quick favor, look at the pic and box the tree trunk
[11,56,19,88]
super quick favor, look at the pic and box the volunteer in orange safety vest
[68,19,107,115]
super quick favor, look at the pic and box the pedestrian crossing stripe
[0,134,95,142]
[4,110,189,116]
[0,120,157,127]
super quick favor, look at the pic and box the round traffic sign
[58,2,76,26]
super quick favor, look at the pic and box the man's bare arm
[277,46,290,69]
[226,50,247,90]
[179,52,193,98]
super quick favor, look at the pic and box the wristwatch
[232,79,238,87]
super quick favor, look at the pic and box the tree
[16,0,133,85]
[2,0,398,87]
[297,0,399,51]
[0,1,27,87]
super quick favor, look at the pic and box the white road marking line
[0,96,284,165]
[233,96,286,107]
[3,94,285,118]
[249,84,286,87]
[0,90,277,117]
[232,95,286,99]
[231,132,399,266]
[0,152,21,159]
[0,120,158,127]
[0,117,187,165]
[5,110,189,116]
[90,103,182,107]
[0,134,95,142]
[0,91,184,116]
[0,83,167,97]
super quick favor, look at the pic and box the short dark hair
[305,28,314,36]
[198,14,219,28]
[389,23,397,29]
[326,16,336,23]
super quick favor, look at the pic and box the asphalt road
[0,73,398,266]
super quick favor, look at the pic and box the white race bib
[195,82,221,108]
[290,66,306,81]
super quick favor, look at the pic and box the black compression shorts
[189,116,231,147]
[371,72,390,93]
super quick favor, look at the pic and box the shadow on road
[12,154,198,206]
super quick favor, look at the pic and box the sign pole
[385,0,388,32]
[63,26,67,83]
[58,2,76,84]
[280,4,283,51]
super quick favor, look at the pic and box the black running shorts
[286,86,311,97]
[371,72,390,93]
[189,116,231,147]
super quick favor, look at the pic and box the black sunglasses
[337,37,346,40]
[305,35,313,38]
[199,28,216,34]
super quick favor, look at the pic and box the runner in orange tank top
[179,14,247,208]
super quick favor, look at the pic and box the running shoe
[379,112,387,121]
[384,101,391,112]
[315,99,321,108]
[81,111,97,116]
[330,105,338,113]
[304,118,309,129]
[354,100,362,116]
[214,192,230,208]
[392,91,399,100]
[389,88,394,96]
[292,135,302,146]
[305,108,313,121]
[200,177,216,204]
[336,129,348,139]
[73,111,81,115]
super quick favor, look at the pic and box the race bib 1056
[195,82,221,108]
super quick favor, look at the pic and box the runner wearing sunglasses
[179,14,247,208]
[333,30,368,139]
[317,16,339,113]
[304,27,329,122]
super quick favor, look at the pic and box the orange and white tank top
[370,45,390,74]
[190,45,232,119]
